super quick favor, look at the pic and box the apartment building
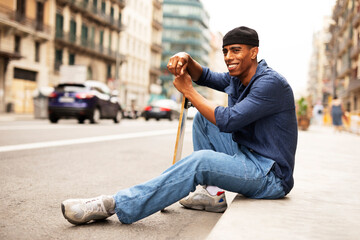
[161,0,210,99]
[307,17,333,107]
[328,0,360,113]
[119,0,163,109]
[52,0,126,87]
[0,0,126,114]
[0,0,51,113]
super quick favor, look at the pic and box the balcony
[110,0,126,9]
[150,66,161,76]
[152,19,162,30]
[153,0,162,9]
[55,31,126,63]
[337,38,352,57]
[353,12,360,27]
[0,3,51,40]
[351,41,360,59]
[151,42,162,53]
[56,0,124,32]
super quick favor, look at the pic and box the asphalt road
[0,118,224,240]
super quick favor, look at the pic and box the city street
[0,118,223,240]
[1,117,360,239]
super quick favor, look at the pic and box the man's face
[222,44,256,79]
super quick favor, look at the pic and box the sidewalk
[0,113,35,122]
[207,125,360,240]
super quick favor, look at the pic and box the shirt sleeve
[196,67,230,92]
[215,76,290,132]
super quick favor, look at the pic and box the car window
[55,84,86,92]
[86,81,111,95]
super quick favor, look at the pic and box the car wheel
[49,114,59,124]
[113,110,122,123]
[78,117,85,124]
[90,108,101,124]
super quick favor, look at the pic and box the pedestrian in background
[312,100,324,125]
[331,96,345,132]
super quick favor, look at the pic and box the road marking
[0,128,191,153]
[0,125,80,131]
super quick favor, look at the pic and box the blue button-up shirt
[196,60,298,195]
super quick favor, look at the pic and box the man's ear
[251,47,259,60]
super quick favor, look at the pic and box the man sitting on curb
[61,26,298,225]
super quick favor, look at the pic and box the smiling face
[222,44,258,86]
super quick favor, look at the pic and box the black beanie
[222,26,259,48]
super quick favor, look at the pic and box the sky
[202,0,336,98]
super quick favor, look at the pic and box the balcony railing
[0,3,51,36]
[55,31,124,62]
[57,0,124,32]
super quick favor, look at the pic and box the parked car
[142,99,180,121]
[48,80,123,124]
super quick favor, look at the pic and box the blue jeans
[114,113,285,224]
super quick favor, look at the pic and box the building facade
[0,0,52,113]
[160,0,210,100]
[119,0,163,110]
[52,0,126,90]
[307,17,333,107]
[0,0,165,114]
[328,0,360,113]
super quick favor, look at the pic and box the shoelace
[82,198,106,215]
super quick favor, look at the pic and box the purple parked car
[48,80,123,124]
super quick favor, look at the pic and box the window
[107,64,112,78]
[69,53,75,65]
[83,0,89,8]
[55,49,63,71]
[118,13,122,27]
[110,7,114,24]
[90,26,95,48]
[16,0,26,22]
[36,2,44,31]
[92,0,98,13]
[14,68,37,81]
[14,35,21,53]
[108,32,112,54]
[35,41,40,62]
[56,13,64,38]
[101,1,106,14]
[70,19,76,43]
[81,24,88,46]
[99,30,104,52]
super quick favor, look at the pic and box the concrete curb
[206,125,360,240]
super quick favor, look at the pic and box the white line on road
[0,128,190,153]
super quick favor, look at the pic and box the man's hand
[167,52,190,77]
[173,71,193,96]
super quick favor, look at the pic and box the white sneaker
[179,187,227,213]
[61,195,115,225]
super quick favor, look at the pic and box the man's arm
[173,72,218,124]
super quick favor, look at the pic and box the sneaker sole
[180,203,227,213]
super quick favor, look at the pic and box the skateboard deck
[173,95,190,164]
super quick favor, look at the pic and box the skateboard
[172,95,191,164]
